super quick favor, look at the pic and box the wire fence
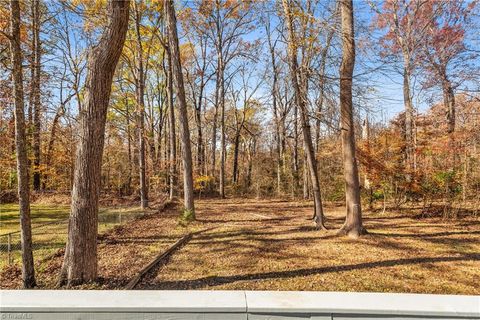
[0,209,147,267]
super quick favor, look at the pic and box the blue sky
[41,0,479,127]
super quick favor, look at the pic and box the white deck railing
[1,290,479,319]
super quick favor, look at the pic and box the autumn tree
[166,43,177,200]
[179,7,214,176]
[282,0,326,229]
[133,0,148,209]
[264,9,288,195]
[228,64,263,186]
[194,0,256,197]
[59,0,130,286]
[420,1,476,137]
[372,0,436,175]
[337,0,364,238]
[165,0,195,218]
[29,0,42,191]
[8,0,36,288]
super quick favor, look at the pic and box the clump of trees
[0,0,478,287]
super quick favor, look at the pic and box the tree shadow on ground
[369,230,480,238]
[145,254,480,290]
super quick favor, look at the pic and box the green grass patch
[0,204,70,235]
[0,204,150,269]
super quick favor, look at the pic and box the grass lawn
[0,203,152,269]
[1,199,478,294]
[0,204,70,235]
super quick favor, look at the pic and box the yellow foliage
[71,0,108,33]
[194,175,215,192]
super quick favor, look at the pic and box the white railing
[1,290,479,319]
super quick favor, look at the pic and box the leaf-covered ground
[1,198,479,293]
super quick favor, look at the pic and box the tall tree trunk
[246,139,254,189]
[155,86,165,172]
[292,103,299,196]
[58,0,129,286]
[195,100,205,175]
[134,1,148,209]
[441,73,456,134]
[210,83,219,177]
[30,0,42,191]
[148,95,157,176]
[137,84,148,207]
[9,0,36,288]
[403,63,415,175]
[303,152,309,200]
[125,94,133,195]
[337,0,365,238]
[218,63,226,198]
[266,22,283,195]
[314,29,334,153]
[362,117,373,209]
[283,0,325,229]
[166,48,177,200]
[232,131,241,184]
[210,46,223,181]
[165,0,195,217]
[441,71,456,210]
[195,75,206,175]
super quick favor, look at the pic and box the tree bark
[59,0,129,286]
[166,47,177,200]
[315,28,334,154]
[155,77,165,172]
[9,0,36,288]
[293,103,299,196]
[441,74,455,135]
[441,70,456,182]
[337,0,365,238]
[210,83,219,177]
[165,0,195,217]
[390,3,416,176]
[134,1,148,209]
[403,63,415,174]
[282,0,325,229]
[30,0,42,191]
[266,22,284,195]
[218,61,226,198]
[195,94,204,176]
[232,131,241,184]
[194,38,208,176]
[125,90,133,195]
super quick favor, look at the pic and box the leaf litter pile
[1,198,479,293]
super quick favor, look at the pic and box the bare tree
[9,0,36,288]
[30,0,42,191]
[371,0,439,174]
[282,0,326,229]
[337,0,364,238]
[133,0,148,208]
[182,21,212,176]
[199,0,255,197]
[265,13,285,195]
[165,0,195,217]
[59,0,130,286]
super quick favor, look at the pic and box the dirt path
[136,198,480,294]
